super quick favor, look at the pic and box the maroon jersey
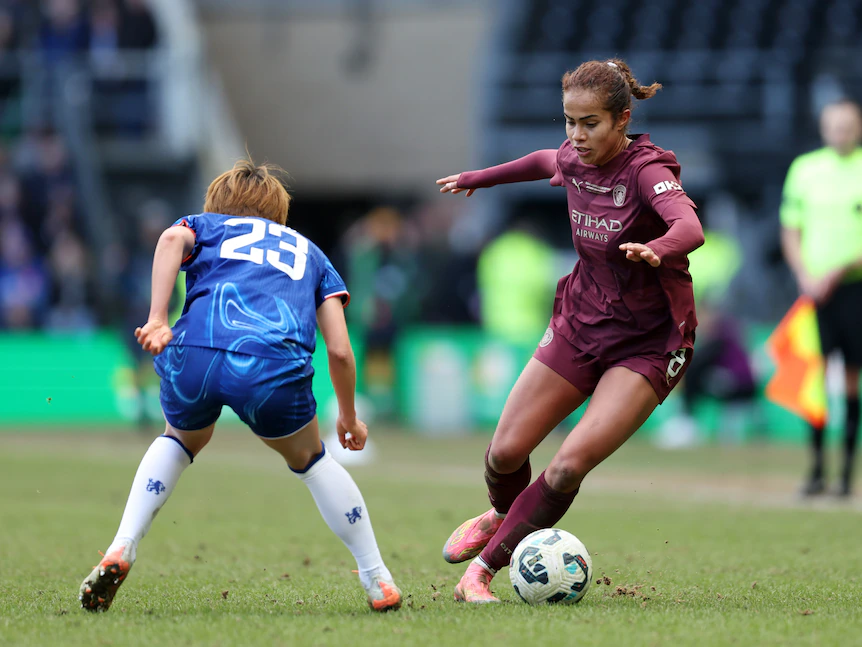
[553,134,698,359]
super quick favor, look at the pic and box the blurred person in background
[436,59,703,603]
[117,0,158,135]
[15,125,76,236]
[341,205,419,417]
[477,218,557,346]
[9,127,91,330]
[656,228,757,448]
[88,0,123,134]
[88,0,158,135]
[0,213,49,328]
[89,0,120,67]
[115,0,158,135]
[118,0,157,51]
[0,164,23,226]
[411,200,477,325]
[780,98,862,498]
[0,5,22,134]
[37,0,89,64]
[116,199,172,429]
[45,227,95,330]
[38,183,79,249]
[79,159,401,614]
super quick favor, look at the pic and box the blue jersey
[169,213,348,368]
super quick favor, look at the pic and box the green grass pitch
[1,428,859,646]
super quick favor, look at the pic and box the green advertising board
[0,326,825,443]
[394,327,535,431]
[0,332,361,429]
[0,332,133,424]
[393,326,813,442]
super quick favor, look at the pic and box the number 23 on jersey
[219,217,308,280]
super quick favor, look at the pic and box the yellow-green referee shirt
[780,147,862,282]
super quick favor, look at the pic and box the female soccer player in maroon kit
[436,59,704,602]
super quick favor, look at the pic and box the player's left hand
[337,415,368,451]
[620,242,661,267]
[135,319,173,355]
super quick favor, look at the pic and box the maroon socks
[479,471,578,572]
[484,446,531,514]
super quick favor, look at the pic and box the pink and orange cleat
[453,559,500,603]
[442,508,504,564]
[79,542,136,612]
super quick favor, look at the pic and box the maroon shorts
[533,326,692,403]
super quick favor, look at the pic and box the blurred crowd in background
[0,0,159,332]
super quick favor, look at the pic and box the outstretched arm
[136,225,195,355]
[437,149,560,195]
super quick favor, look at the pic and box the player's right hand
[135,319,173,356]
[436,174,475,196]
[619,242,661,267]
[337,414,368,451]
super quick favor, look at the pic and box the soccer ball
[509,528,592,605]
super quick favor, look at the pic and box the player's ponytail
[562,58,661,129]
[204,158,292,225]
[606,58,662,100]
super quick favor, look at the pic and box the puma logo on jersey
[571,178,583,193]
[654,180,683,195]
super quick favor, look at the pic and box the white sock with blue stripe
[109,435,193,557]
[292,445,391,588]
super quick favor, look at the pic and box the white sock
[494,510,506,520]
[474,555,497,576]
[292,446,391,588]
[110,435,193,555]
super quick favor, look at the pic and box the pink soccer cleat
[442,508,504,564]
[453,559,500,603]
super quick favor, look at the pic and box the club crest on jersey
[540,328,554,348]
[613,184,627,206]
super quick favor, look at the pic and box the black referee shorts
[816,280,862,367]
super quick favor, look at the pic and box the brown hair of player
[562,58,662,127]
[203,158,292,225]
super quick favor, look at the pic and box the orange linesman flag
[765,297,827,427]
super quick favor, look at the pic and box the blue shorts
[154,346,316,438]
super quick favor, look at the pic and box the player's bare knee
[545,459,586,492]
[283,447,319,472]
[488,442,528,474]
[165,425,213,457]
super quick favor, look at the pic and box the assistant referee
[780,98,862,498]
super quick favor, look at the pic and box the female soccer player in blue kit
[79,160,401,613]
